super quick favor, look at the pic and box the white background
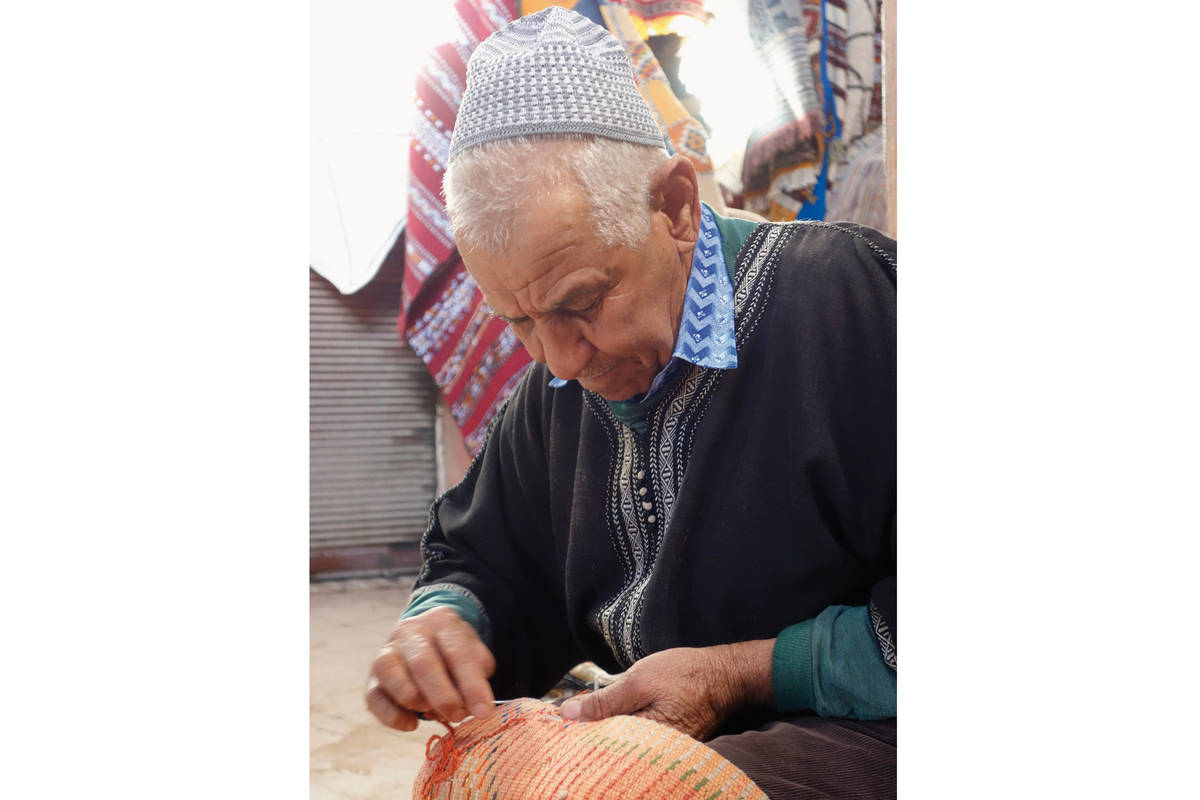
[310,1,457,293]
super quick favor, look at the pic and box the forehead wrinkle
[484,267,611,323]
[536,268,612,313]
[473,241,580,317]
[487,245,577,302]
[513,232,611,310]
[481,185,610,318]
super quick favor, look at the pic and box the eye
[485,304,532,330]
[505,315,533,333]
[571,296,603,318]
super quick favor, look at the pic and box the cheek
[588,320,657,361]
[624,302,680,356]
[592,259,683,360]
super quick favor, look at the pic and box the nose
[526,317,594,381]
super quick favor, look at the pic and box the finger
[432,625,497,720]
[365,680,420,732]
[372,645,430,713]
[561,676,645,722]
[400,632,469,723]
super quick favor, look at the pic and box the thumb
[560,679,643,722]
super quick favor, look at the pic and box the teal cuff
[778,606,897,720]
[772,619,816,712]
[809,605,896,719]
[399,588,490,644]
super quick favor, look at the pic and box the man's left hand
[559,639,775,739]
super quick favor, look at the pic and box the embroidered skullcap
[414,698,768,799]
[447,6,667,163]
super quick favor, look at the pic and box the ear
[649,155,700,255]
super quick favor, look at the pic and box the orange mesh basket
[414,698,767,799]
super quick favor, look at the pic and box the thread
[418,706,559,798]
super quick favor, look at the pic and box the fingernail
[471,703,493,719]
[560,699,581,720]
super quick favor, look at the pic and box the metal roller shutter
[309,244,437,578]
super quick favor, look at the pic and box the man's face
[460,184,692,402]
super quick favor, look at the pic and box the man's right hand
[365,606,498,731]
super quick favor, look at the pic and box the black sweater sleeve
[781,220,896,668]
[839,223,896,669]
[834,222,896,669]
[412,372,585,699]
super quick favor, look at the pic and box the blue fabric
[549,202,736,392]
[797,0,840,221]
[795,142,830,221]
[568,0,605,27]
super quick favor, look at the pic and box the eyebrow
[490,279,609,325]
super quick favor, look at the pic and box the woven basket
[414,698,767,799]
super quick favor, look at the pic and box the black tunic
[412,219,897,700]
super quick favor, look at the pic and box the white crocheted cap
[448,6,666,162]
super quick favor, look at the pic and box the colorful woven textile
[401,0,529,457]
[741,0,826,220]
[623,0,711,37]
[414,698,768,799]
[820,0,883,149]
[523,1,711,36]
[518,0,603,20]
[825,126,887,234]
[597,0,714,173]
[834,0,882,145]
[402,1,716,455]
[740,0,882,222]
[823,0,883,192]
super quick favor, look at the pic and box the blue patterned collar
[548,203,737,396]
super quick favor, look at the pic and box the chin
[583,371,652,402]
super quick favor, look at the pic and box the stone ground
[310,577,444,799]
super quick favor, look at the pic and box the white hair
[443,135,670,255]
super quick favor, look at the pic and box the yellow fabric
[597,2,713,174]
[518,0,579,15]
[627,11,705,40]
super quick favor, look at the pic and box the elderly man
[367,7,896,797]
